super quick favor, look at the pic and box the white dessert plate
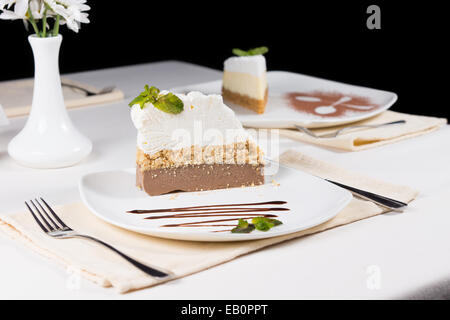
[171,71,397,129]
[79,164,352,242]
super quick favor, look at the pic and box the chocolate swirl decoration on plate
[286,91,380,118]
[127,200,289,232]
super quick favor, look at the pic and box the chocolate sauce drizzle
[160,215,279,227]
[127,200,289,232]
[127,201,287,214]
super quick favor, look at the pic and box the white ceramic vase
[8,35,92,168]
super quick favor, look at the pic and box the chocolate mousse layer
[137,164,264,196]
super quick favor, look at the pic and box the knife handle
[325,179,408,212]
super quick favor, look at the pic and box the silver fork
[25,198,172,279]
[295,120,406,138]
[62,82,116,96]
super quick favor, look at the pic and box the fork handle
[73,234,172,279]
[62,83,97,96]
[340,120,406,132]
[374,120,406,126]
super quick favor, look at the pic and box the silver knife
[323,179,407,212]
[265,158,407,212]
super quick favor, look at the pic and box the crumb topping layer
[137,141,264,171]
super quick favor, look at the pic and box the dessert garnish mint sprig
[231,217,282,233]
[232,46,269,57]
[129,85,184,114]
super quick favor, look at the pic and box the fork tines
[25,198,70,233]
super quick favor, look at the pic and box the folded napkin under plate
[0,77,124,118]
[0,150,418,293]
[276,111,447,151]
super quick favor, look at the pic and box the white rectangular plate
[79,164,352,242]
[172,71,397,129]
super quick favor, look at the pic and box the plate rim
[78,165,353,242]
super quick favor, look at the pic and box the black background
[1,1,447,119]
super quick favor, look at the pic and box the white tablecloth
[0,61,449,299]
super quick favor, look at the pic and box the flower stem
[27,8,40,36]
[42,7,48,37]
[53,15,60,36]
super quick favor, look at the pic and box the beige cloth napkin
[277,111,447,151]
[0,77,125,118]
[0,150,418,293]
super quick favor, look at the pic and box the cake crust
[222,87,268,114]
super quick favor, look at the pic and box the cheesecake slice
[222,48,268,114]
[130,87,264,196]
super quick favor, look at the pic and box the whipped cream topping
[223,55,266,76]
[130,91,252,155]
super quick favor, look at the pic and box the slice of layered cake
[130,86,264,196]
[222,47,269,114]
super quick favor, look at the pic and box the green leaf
[128,85,159,108]
[231,223,256,234]
[153,92,184,114]
[237,218,249,228]
[146,85,160,98]
[248,46,269,55]
[129,85,184,114]
[254,220,274,232]
[232,46,269,56]
[251,217,268,225]
[267,218,283,226]
[251,217,282,232]
[128,95,145,108]
[231,216,282,233]
[232,48,250,56]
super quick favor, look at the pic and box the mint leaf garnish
[231,217,282,233]
[153,92,184,114]
[129,85,184,114]
[252,217,282,232]
[252,217,274,231]
[238,218,249,228]
[232,48,250,56]
[128,85,158,108]
[232,46,269,56]
[231,224,255,234]
[267,218,283,226]
[231,219,255,233]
